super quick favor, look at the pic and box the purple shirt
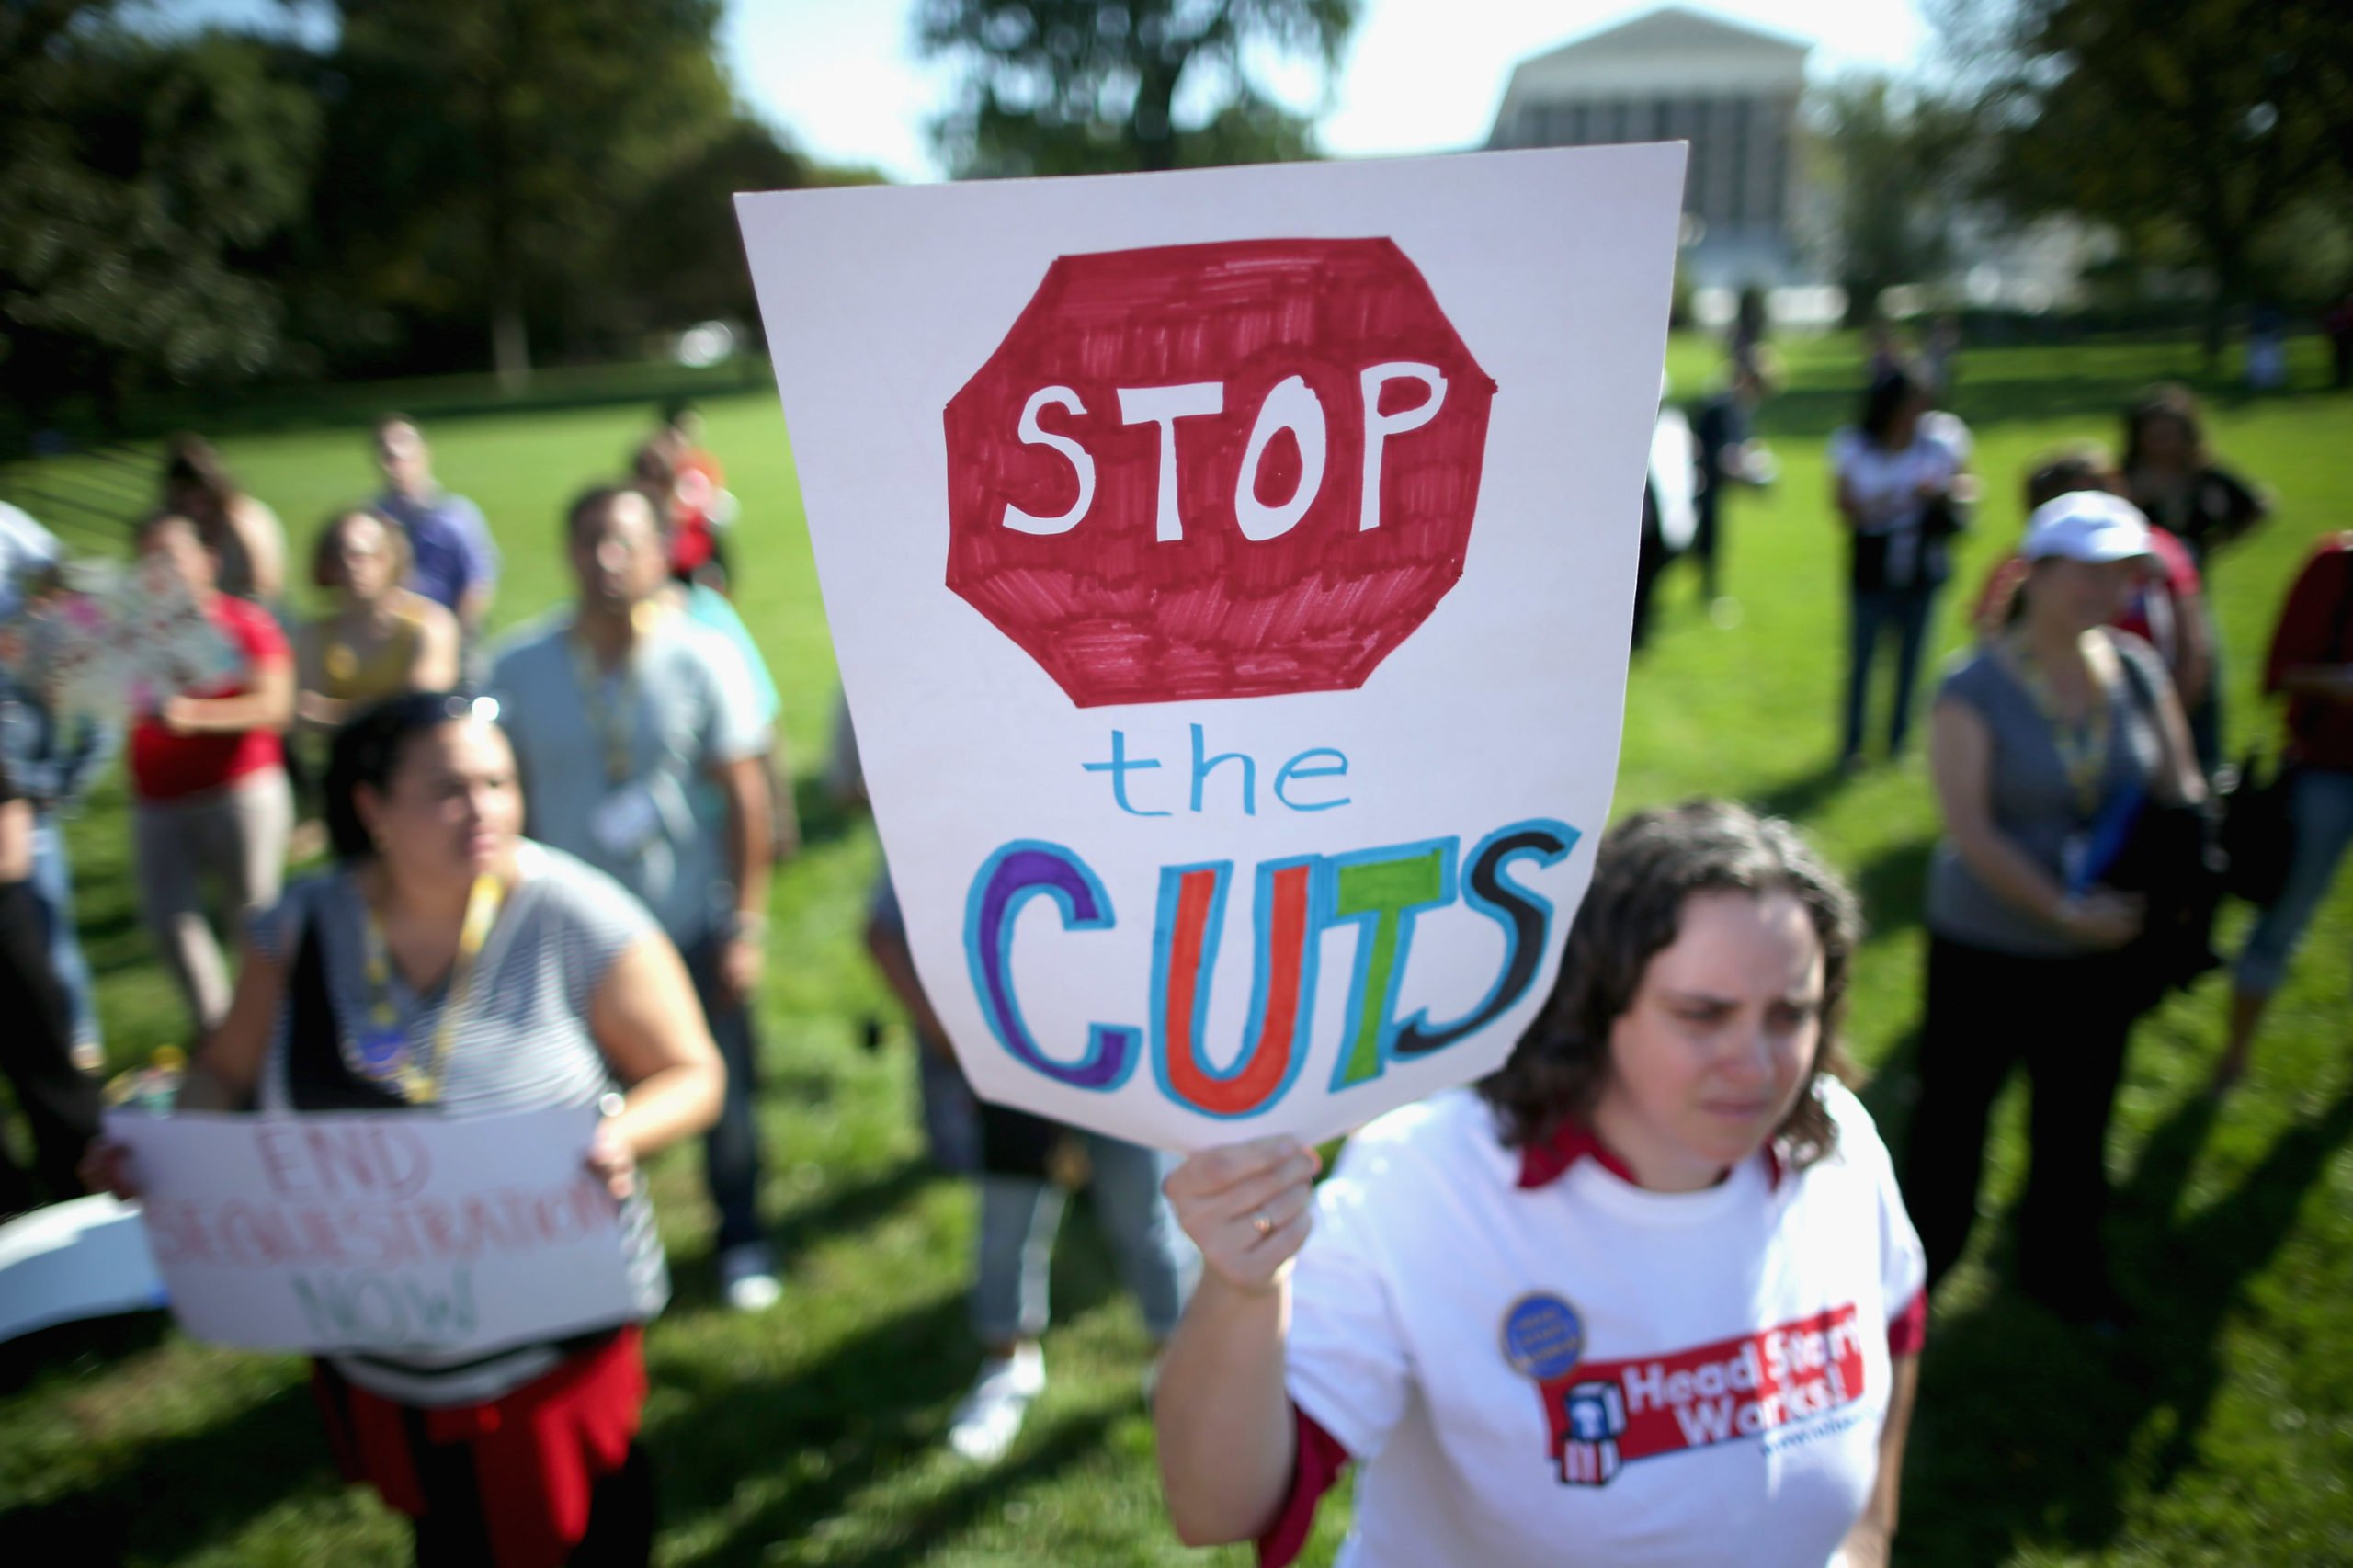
[376,488,498,614]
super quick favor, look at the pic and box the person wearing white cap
[1901,490,2204,1329]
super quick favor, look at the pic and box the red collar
[1517,1120,1784,1192]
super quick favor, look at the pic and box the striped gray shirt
[254,841,670,1405]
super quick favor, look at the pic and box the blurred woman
[130,513,295,1033]
[1831,367,1972,769]
[2215,531,2353,1089]
[294,509,460,732]
[95,691,722,1566]
[1154,801,1926,1568]
[1904,492,2203,1327]
[161,435,287,607]
[2122,384,2271,769]
[1972,445,2212,722]
[631,440,731,594]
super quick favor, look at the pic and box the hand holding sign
[0,557,237,721]
[1161,1136,1322,1296]
[739,145,1685,1150]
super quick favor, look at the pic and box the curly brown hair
[1477,799,1861,1175]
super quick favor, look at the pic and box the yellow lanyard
[358,874,506,1105]
[2009,636,2110,820]
[569,602,666,785]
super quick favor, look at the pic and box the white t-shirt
[1829,421,1964,589]
[1286,1081,1927,1568]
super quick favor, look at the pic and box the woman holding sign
[96,691,722,1567]
[129,512,296,1035]
[1153,801,1925,1568]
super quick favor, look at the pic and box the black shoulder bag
[2102,648,2226,1013]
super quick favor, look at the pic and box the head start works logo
[1540,1304,1870,1486]
[943,238,1497,708]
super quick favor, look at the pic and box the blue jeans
[684,931,767,1256]
[972,1134,1197,1346]
[1845,585,1938,762]
[29,812,98,1050]
[2234,767,2353,996]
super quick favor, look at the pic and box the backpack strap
[280,888,408,1114]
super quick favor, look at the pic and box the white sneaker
[948,1346,1046,1463]
[718,1244,782,1312]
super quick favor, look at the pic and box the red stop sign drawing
[943,238,1497,708]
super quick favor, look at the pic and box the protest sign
[104,1107,633,1356]
[739,146,1685,1150]
[0,556,238,721]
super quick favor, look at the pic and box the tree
[608,118,886,345]
[1809,74,1972,325]
[917,0,1358,178]
[1935,0,2353,359]
[322,0,736,386]
[0,5,319,426]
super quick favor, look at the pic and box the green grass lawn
[4,329,2351,1566]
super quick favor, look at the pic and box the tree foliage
[1809,74,1973,324]
[317,0,738,384]
[917,0,1357,177]
[0,4,320,415]
[1935,0,2353,351]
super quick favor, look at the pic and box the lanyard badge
[356,873,506,1104]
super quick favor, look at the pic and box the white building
[1486,6,1811,290]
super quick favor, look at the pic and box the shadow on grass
[823,1403,1122,1568]
[665,1157,939,1315]
[1899,1083,2353,1567]
[1751,761,1853,825]
[790,773,859,855]
[654,1181,1135,1562]
[1855,1021,1923,1145]
[0,1376,337,1562]
[0,1307,172,1397]
[1851,837,1935,947]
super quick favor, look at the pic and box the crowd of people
[0,337,2346,1564]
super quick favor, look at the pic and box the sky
[727,0,1935,183]
[153,0,1935,184]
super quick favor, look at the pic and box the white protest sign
[104,1107,634,1355]
[0,555,239,721]
[739,146,1685,1150]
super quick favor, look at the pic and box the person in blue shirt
[372,415,500,646]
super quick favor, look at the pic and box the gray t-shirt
[1924,632,2169,957]
[253,842,667,1404]
[491,609,768,947]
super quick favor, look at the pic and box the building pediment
[1498,5,1811,105]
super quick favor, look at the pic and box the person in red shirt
[2216,533,2353,1088]
[130,512,295,1033]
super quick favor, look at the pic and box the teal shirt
[682,583,779,726]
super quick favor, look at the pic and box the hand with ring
[1162,1134,1322,1297]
